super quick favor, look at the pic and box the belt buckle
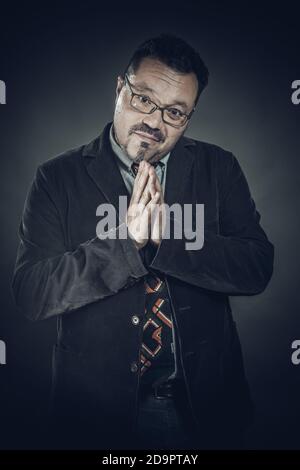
[153,381,174,400]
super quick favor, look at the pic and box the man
[12,33,274,450]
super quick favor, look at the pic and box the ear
[115,76,125,104]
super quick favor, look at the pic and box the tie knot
[131,161,160,177]
[131,162,140,176]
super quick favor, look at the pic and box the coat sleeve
[150,151,274,295]
[11,165,148,321]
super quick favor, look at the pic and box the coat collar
[82,121,197,216]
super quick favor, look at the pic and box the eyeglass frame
[123,73,196,128]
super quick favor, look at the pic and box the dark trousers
[136,381,200,450]
[135,380,246,450]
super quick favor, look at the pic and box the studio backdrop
[0,0,300,451]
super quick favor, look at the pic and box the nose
[141,107,163,130]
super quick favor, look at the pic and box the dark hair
[123,33,209,106]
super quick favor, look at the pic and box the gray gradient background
[0,1,300,449]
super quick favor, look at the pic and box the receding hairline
[126,61,198,109]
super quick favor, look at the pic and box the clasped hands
[125,160,167,250]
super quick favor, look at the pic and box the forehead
[128,57,198,107]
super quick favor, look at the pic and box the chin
[127,146,151,161]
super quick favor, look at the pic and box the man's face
[112,57,198,163]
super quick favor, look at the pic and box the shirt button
[131,315,140,326]
[130,361,138,373]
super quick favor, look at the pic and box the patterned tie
[130,160,175,385]
[139,272,174,384]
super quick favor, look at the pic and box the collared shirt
[109,123,170,195]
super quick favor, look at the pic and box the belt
[139,379,186,400]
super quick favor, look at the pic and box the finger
[135,160,145,180]
[140,189,151,207]
[154,176,163,203]
[135,163,155,205]
[148,170,156,198]
[132,164,150,205]
[139,178,152,206]
[145,191,160,214]
[153,171,162,191]
[146,168,157,197]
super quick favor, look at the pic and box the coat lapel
[163,134,196,207]
[82,122,130,219]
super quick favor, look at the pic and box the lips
[134,131,159,142]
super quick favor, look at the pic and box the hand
[125,161,160,250]
[148,170,166,247]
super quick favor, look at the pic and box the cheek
[165,130,183,148]
[115,97,126,117]
[115,106,136,131]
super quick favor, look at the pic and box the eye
[166,108,184,120]
[138,95,152,105]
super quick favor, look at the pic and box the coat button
[130,361,138,373]
[131,315,140,326]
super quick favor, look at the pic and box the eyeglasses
[124,74,195,128]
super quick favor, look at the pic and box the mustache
[129,124,164,142]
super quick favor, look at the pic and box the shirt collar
[109,123,170,171]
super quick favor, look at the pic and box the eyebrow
[132,81,188,110]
